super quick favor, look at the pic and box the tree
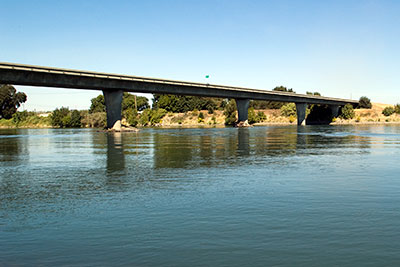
[89,93,150,114]
[382,106,395,117]
[224,99,237,126]
[250,86,296,110]
[89,95,105,113]
[152,94,218,113]
[51,107,82,128]
[340,104,355,120]
[395,104,400,114]
[280,103,296,117]
[0,84,27,119]
[358,96,372,109]
[122,93,150,112]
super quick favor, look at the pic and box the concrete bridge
[0,62,358,129]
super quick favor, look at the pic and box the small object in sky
[205,75,209,78]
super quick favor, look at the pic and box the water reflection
[106,132,125,174]
[152,126,371,169]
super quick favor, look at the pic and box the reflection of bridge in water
[103,127,371,171]
[0,62,358,128]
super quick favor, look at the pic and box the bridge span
[0,62,358,129]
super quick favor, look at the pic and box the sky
[1,0,400,111]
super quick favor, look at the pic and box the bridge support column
[103,90,123,131]
[235,98,250,126]
[330,105,340,118]
[296,103,307,126]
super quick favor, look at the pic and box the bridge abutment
[235,98,250,126]
[103,90,123,131]
[296,103,307,125]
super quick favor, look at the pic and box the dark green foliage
[70,110,82,127]
[250,86,295,109]
[340,104,355,120]
[358,96,372,109]
[382,106,395,117]
[257,111,266,122]
[122,93,150,112]
[89,93,149,114]
[395,104,400,114]
[124,109,139,126]
[138,108,167,126]
[51,107,82,128]
[89,95,105,113]
[248,108,267,124]
[152,94,218,113]
[224,99,237,126]
[248,107,257,124]
[12,110,29,125]
[306,91,321,96]
[0,84,27,119]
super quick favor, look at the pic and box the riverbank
[2,103,399,129]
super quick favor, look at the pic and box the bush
[248,107,257,124]
[395,104,400,114]
[138,108,167,126]
[280,103,296,117]
[382,106,395,117]
[198,112,204,123]
[340,104,355,120]
[358,96,372,109]
[257,111,266,122]
[223,99,237,126]
[81,112,106,128]
[51,107,82,128]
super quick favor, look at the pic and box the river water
[1,125,400,266]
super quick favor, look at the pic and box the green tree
[280,103,297,117]
[51,107,82,128]
[89,95,105,113]
[394,104,400,114]
[382,106,395,117]
[224,99,237,126]
[89,93,149,114]
[250,86,296,110]
[340,104,355,120]
[0,84,27,119]
[70,110,82,127]
[358,96,372,109]
[248,107,258,124]
[152,94,218,113]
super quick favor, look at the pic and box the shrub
[340,104,355,120]
[81,112,106,128]
[358,96,372,109]
[248,107,257,124]
[198,112,204,123]
[395,104,400,114]
[382,106,395,117]
[224,99,237,126]
[257,111,266,122]
[280,103,296,117]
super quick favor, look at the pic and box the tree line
[1,84,381,128]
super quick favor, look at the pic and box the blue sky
[1,0,399,111]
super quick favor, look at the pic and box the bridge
[0,62,358,129]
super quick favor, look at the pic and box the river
[1,125,400,266]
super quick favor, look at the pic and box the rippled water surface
[2,125,400,266]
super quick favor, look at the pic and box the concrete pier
[235,98,250,126]
[103,90,123,130]
[296,103,307,126]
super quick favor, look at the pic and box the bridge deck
[0,62,358,106]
